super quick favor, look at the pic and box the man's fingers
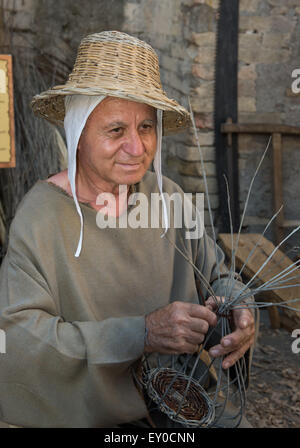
[205,296,224,312]
[189,317,209,335]
[209,325,254,357]
[145,301,218,354]
[203,303,255,368]
[233,307,254,330]
[188,303,217,327]
[221,324,254,349]
[209,340,252,369]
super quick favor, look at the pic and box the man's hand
[144,301,217,354]
[206,297,255,370]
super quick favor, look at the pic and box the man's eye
[141,124,153,131]
[111,127,122,133]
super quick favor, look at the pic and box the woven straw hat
[31,31,191,135]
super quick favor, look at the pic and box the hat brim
[31,86,191,136]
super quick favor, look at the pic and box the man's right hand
[144,301,217,354]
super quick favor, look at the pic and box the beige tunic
[0,171,251,427]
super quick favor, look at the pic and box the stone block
[238,64,257,81]
[124,3,143,33]
[238,112,282,124]
[192,64,215,80]
[180,175,218,194]
[239,46,261,64]
[176,145,216,162]
[193,131,215,146]
[191,32,215,47]
[7,2,34,30]
[190,95,214,113]
[268,0,300,6]
[239,16,272,33]
[239,0,260,13]
[171,42,190,61]
[269,15,297,33]
[239,33,261,48]
[9,0,34,11]
[270,6,289,15]
[175,159,216,177]
[262,32,291,48]
[194,81,215,99]
[239,46,290,64]
[161,55,180,73]
[147,0,182,36]
[167,71,190,95]
[239,15,295,34]
[194,46,215,64]
[192,0,219,9]
[238,79,256,97]
[125,0,182,36]
[194,112,214,130]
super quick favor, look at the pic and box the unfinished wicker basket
[31,31,191,135]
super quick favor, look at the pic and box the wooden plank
[218,233,300,328]
[282,219,300,228]
[267,304,281,329]
[221,122,300,136]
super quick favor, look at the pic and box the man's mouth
[116,162,142,170]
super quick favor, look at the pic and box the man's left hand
[206,297,255,370]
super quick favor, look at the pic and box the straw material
[31,31,191,135]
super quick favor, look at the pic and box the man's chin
[115,168,148,186]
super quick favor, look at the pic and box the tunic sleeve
[0,222,147,427]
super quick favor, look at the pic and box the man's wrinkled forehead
[86,96,157,125]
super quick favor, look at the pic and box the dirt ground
[245,310,300,428]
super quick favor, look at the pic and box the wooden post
[214,0,240,233]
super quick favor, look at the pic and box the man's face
[77,97,157,189]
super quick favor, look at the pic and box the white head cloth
[64,95,168,257]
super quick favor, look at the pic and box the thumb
[234,307,250,329]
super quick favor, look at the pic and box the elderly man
[0,31,255,428]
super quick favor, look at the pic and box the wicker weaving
[144,368,215,427]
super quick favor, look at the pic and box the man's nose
[123,129,145,157]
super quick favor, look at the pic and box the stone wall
[238,0,300,248]
[123,0,219,230]
[2,0,300,245]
